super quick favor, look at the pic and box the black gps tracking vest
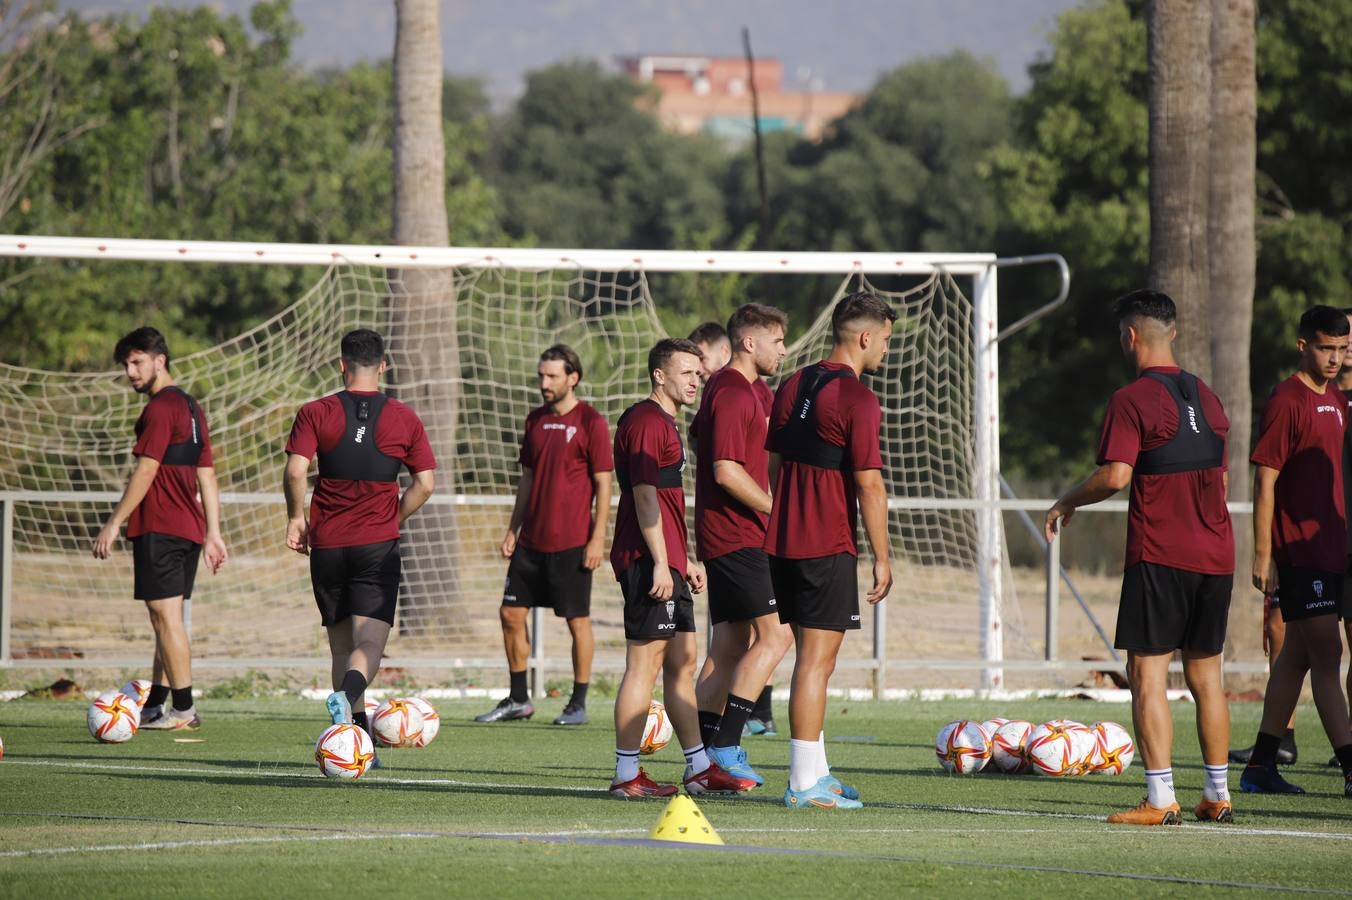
[1133,370,1225,475]
[615,402,685,493]
[773,364,852,471]
[317,391,402,482]
[158,387,206,467]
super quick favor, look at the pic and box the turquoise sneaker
[325,691,352,726]
[825,773,859,801]
[783,776,863,810]
[708,745,764,786]
[742,718,768,737]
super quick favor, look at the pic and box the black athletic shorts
[1275,566,1343,622]
[1115,561,1232,653]
[705,548,778,625]
[310,539,401,626]
[619,558,695,641]
[132,533,201,601]
[502,545,593,619]
[769,553,861,632]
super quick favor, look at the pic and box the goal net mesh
[3,262,1028,684]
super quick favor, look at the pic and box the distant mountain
[61,0,1084,103]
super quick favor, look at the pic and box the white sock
[682,743,710,776]
[816,731,831,779]
[1203,763,1230,801]
[1145,768,1176,808]
[614,748,639,783]
[790,738,820,791]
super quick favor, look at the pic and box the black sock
[509,669,529,703]
[698,710,721,748]
[753,685,773,720]
[1249,731,1283,767]
[341,669,368,707]
[146,684,170,709]
[1334,743,1352,777]
[1281,727,1297,750]
[715,694,756,749]
[353,711,369,733]
[568,682,589,708]
[170,686,193,712]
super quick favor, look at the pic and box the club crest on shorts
[665,600,675,619]
[1313,579,1324,599]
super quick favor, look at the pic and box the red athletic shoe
[684,761,757,794]
[610,768,678,799]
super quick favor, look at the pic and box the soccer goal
[0,235,1067,691]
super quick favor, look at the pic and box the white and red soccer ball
[0,733,5,759]
[87,690,141,743]
[119,679,152,708]
[404,697,440,747]
[935,720,992,774]
[991,720,1033,774]
[640,701,673,755]
[315,723,375,779]
[372,698,425,748]
[1025,721,1082,776]
[1090,721,1135,775]
[981,717,1011,738]
[363,697,380,720]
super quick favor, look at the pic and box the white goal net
[0,240,1029,688]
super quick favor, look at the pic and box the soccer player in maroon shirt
[93,327,228,731]
[284,330,436,745]
[477,344,613,726]
[691,304,792,786]
[608,338,749,798]
[688,321,731,382]
[1046,290,1235,825]
[1238,305,1352,798]
[767,291,895,810]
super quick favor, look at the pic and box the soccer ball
[981,717,1011,738]
[935,720,992,774]
[363,697,380,720]
[991,720,1033,774]
[1025,721,1079,776]
[119,679,151,708]
[315,723,375,779]
[405,697,440,747]
[0,733,5,759]
[87,691,141,743]
[1091,721,1135,775]
[372,698,425,748]
[640,701,673,755]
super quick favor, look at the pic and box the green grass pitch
[0,697,1348,898]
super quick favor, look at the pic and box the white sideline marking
[9,757,1352,843]
[0,833,413,859]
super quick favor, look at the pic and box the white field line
[8,757,1352,844]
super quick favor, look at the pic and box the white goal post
[0,234,1069,692]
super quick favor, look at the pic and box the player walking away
[477,345,613,726]
[767,292,895,810]
[688,321,731,381]
[609,338,750,798]
[94,327,227,731]
[1045,290,1235,826]
[691,304,793,787]
[284,330,436,754]
[1239,305,1352,798]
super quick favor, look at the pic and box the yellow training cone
[648,794,724,845]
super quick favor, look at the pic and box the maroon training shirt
[610,399,689,579]
[1095,366,1233,575]
[1251,374,1348,573]
[764,361,883,560]
[128,387,213,544]
[285,390,437,549]
[517,401,613,553]
[692,368,774,560]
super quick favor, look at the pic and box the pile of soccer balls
[314,696,440,780]
[85,678,152,743]
[936,716,1135,777]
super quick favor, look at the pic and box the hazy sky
[60,0,1085,104]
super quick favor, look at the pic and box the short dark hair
[687,321,729,348]
[1112,289,1176,327]
[648,337,703,382]
[539,343,583,381]
[114,326,171,369]
[727,303,788,346]
[341,329,385,368]
[1298,305,1352,340]
[831,291,897,342]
